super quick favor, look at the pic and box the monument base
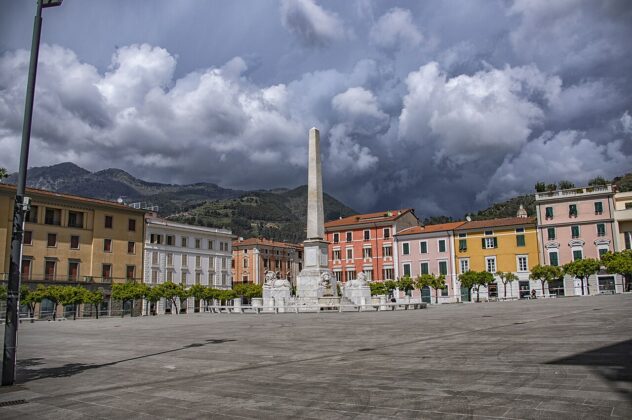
[263,285,291,312]
[343,286,371,305]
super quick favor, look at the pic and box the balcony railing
[535,185,612,201]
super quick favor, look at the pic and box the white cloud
[369,8,422,52]
[621,111,632,134]
[280,0,348,47]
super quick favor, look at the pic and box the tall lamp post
[2,0,63,387]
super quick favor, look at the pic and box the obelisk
[296,128,336,301]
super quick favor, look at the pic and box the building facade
[535,185,621,295]
[394,222,465,303]
[143,217,233,314]
[324,209,420,284]
[231,238,303,286]
[0,184,146,318]
[613,191,632,292]
[454,217,539,300]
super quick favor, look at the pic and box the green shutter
[569,204,577,217]
[404,264,411,276]
[595,201,603,214]
[599,248,607,257]
[573,250,582,261]
[626,233,631,250]
[421,263,429,275]
[547,227,555,240]
[516,234,525,247]
[459,239,467,251]
[439,261,447,275]
[493,237,498,248]
[403,243,409,255]
[439,241,446,252]
[545,207,553,218]
[420,241,427,253]
[597,224,605,236]
[481,238,486,249]
[549,252,559,266]
[571,226,579,238]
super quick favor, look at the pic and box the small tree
[232,283,262,303]
[601,250,632,292]
[588,176,608,187]
[144,286,161,315]
[459,271,494,302]
[216,289,237,305]
[529,265,562,297]
[558,180,575,190]
[546,183,557,192]
[155,282,189,314]
[563,258,600,295]
[427,274,447,304]
[397,276,415,297]
[43,285,66,320]
[534,182,546,193]
[383,280,398,298]
[58,286,87,320]
[112,282,146,317]
[84,289,104,319]
[0,167,7,181]
[496,271,518,299]
[369,282,388,296]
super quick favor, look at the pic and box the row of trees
[534,176,608,193]
[368,274,447,303]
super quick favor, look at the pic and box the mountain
[2,162,356,242]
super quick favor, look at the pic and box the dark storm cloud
[1,0,630,218]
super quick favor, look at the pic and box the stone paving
[0,294,631,419]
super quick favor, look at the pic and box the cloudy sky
[1,0,631,217]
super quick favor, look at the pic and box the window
[333,249,341,260]
[181,254,188,266]
[103,239,112,252]
[221,273,228,286]
[167,253,173,266]
[363,247,372,258]
[571,225,580,239]
[402,243,410,255]
[181,271,187,285]
[127,241,135,254]
[458,239,467,252]
[26,205,38,223]
[547,227,556,240]
[420,262,429,275]
[45,208,61,225]
[346,232,352,242]
[152,270,158,284]
[150,234,162,244]
[545,206,554,219]
[598,247,608,258]
[21,259,32,281]
[438,240,446,253]
[403,263,411,277]
[126,265,135,280]
[208,272,215,285]
[626,232,631,250]
[243,258,248,268]
[596,223,606,237]
[45,260,56,281]
[166,235,175,246]
[195,272,201,285]
[167,270,173,282]
[102,264,112,281]
[363,230,370,241]
[242,275,249,283]
[485,256,496,273]
[195,239,201,249]
[459,258,469,274]
[364,270,373,281]
[517,256,528,272]
[438,261,448,275]
[346,248,353,260]
[105,215,113,228]
[594,201,603,215]
[208,256,214,269]
[128,219,136,231]
[24,230,32,245]
[569,204,578,217]
[516,234,526,247]
[208,240,214,249]
[441,287,449,297]
[420,241,428,254]
[346,270,356,281]
[383,228,390,238]
[263,258,269,269]
[482,237,497,249]
[47,233,57,247]
[70,235,79,249]
[549,251,559,267]
[152,251,159,265]
[383,268,394,280]
[382,245,392,257]
[275,260,280,269]
[221,258,227,269]
[68,211,83,228]
[334,271,343,283]
[573,249,583,261]
[196,255,201,268]
[333,233,339,243]
[626,202,632,210]
[68,262,79,281]
[219,242,225,252]
[181,237,187,247]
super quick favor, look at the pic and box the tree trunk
[121,301,126,318]
[95,303,99,319]
[503,282,507,298]
[435,289,438,304]
[73,303,77,320]
[541,281,546,298]
[586,277,591,295]
[172,298,178,315]
[52,303,58,320]
[581,278,585,295]
[476,286,480,302]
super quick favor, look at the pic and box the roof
[455,217,536,231]
[232,237,303,250]
[0,183,147,214]
[396,221,466,236]
[146,217,233,236]
[325,209,415,229]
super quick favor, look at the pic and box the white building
[143,217,233,315]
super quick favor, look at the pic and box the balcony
[615,207,632,222]
[535,185,612,201]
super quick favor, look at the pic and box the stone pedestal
[344,286,371,306]
[251,298,263,310]
[296,239,336,302]
[263,285,291,311]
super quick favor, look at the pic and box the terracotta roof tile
[325,208,414,229]
[232,237,302,249]
[396,221,466,236]
[455,217,536,231]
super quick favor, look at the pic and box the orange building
[232,238,303,286]
[324,209,420,283]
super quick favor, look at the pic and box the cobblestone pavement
[1,294,631,419]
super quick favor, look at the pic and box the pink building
[535,184,622,295]
[394,222,465,303]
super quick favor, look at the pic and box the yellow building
[453,216,540,300]
[0,184,146,317]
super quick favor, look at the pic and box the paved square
[1,294,631,419]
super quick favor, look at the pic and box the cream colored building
[0,184,146,317]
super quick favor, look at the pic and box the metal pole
[2,0,43,386]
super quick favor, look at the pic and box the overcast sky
[1,0,631,217]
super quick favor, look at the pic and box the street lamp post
[2,0,63,387]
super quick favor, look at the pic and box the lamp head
[42,0,63,8]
